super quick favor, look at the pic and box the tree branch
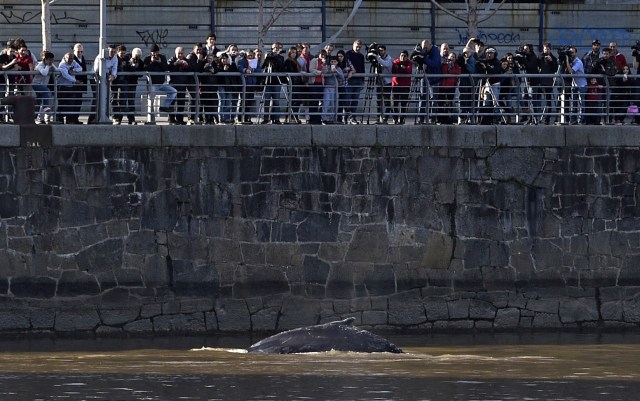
[262,0,296,33]
[430,0,467,23]
[478,0,509,23]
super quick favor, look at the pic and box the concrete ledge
[566,125,640,147]
[0,124,21,147]
[236,124,312,146]
[162,125,235,147]
[312,125,376,146]
[427,125,497,147]
[376,125,431,147]
[52,125,162,147]
[497,125,566,147]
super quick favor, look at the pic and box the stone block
[0,310,31,330]
[0,125,20,147]
[215,298,251,331]
[362,310,387,325]
[124,319,153,333]
[54,309,101,331]
[346,225,389,263]
[312,125,376,146]
[388,290,425,325]
[250,307,280,331]
[566,125,640,147]
[153,313,206,332]
[424,299,449,321]
[532,312,562,328]
[161,125,235,146]
[236,125,312,147]
[494,307,520,328]
[496,125,565,147]
[100,308,141,326]
[52,125,162,147]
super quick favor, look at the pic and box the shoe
[159,106,172,113]
[349,117,359,125]
[35,119,45,125]
[187,119,195,125]
[112,119,121,125]
[260,119,269,124]
[272,120,282,124]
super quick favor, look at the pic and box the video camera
[631,40,640,58]
[366,42,379,63]
[409,43,424,65]
[556,46,572,62]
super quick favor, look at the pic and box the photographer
[367,44,393,124]
[391,50,413,124]
[592,47,618,123]
[143,44,178,121]
[582,39,601,74]
[261,42,285,124]
[537,42,559,124]
[412,39,441,124]
[564,46,587,124]
[456,46,476,124]
[476,47,502,124]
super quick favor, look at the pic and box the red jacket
[391,58,412,86]
[440,62,461,87]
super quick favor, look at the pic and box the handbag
[627,104,639,114]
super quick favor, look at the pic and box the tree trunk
[41,0,51,51]
[467,0,479,39]
[257,0,265,50]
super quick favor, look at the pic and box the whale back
[247,318,402,354]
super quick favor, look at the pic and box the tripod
[477,78,507,124]
[408,65,424,124]
[361,63,381,124]
[539,63,564,124]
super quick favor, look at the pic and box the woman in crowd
[57,51,83,124]
[335,49,354,123]
[200,53,220,125]
[32,51,56,124]
[283,46,304,123]
[391,50,412,124]
[237,49,261,124]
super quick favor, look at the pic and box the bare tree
[430,0,509,39]
[257,0,296,50]
[41,0,57,51]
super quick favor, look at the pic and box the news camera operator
[261,42,285,124]
[411,39,441,124]
[537,42,559,124]
[366,43,393,124]
[476,47,502,124]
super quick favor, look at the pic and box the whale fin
[330,317,356,326]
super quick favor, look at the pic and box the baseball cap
[592,39,600,45]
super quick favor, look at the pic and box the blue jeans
[344,78,363,116]
[572,86,587,123]
[150,83,177,108]
[262,84,281,121]
[32,84,51,109]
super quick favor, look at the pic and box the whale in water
[247,317,403,354]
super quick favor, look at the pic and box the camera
[410,43,424,65]
[556,46,572,62]
[366,42,379,63]
[631,40,640,58]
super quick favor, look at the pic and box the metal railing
[1,70,637,125]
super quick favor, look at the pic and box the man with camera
[564,46,587,124]
[143,44,178,123]
[261,42,286,124]
[582,39,601,74]
[367,44,393,124]
[411,39,441,124]
[537,42,559,124]
[476,47,502,124]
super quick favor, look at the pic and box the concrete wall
[0,124,640,336]
[4,2,640,64]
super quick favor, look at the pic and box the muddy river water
[0,332,638,400]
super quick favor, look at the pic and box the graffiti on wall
[456,28,522,46]
[549,28,637,49]
[0,11,86,24]
[136,29,169,48]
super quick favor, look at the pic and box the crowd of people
[1,34,639,125]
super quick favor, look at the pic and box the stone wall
[0,124,640,336]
